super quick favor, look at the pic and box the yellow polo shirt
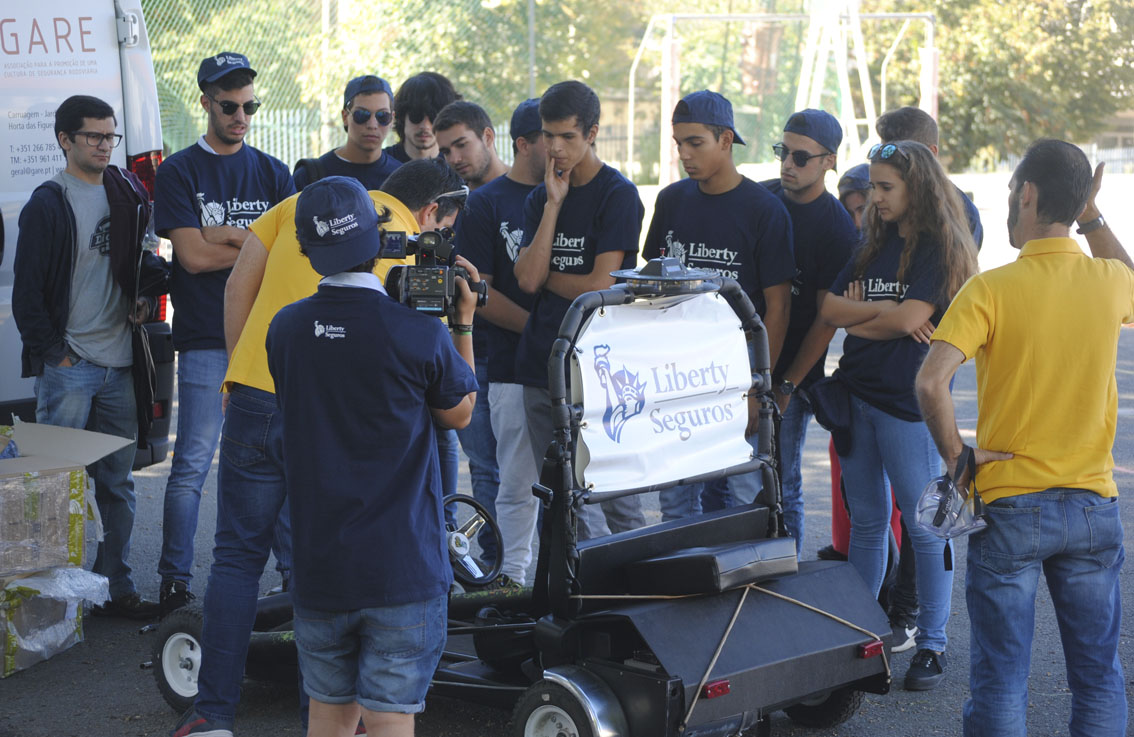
[223,191,416,395]
[932,237,1134,502]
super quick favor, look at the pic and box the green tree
[863,0,1134,169]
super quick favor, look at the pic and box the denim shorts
[293,594,447,713]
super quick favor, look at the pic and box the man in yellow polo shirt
[173,158,468,737]
[916,139,1132,737]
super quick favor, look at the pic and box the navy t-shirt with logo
[266,284,477,611]
[642,177,795,315]
[458,175,537,384]
[830,227,947,421]
[514,164,643,389]
[155,141,295,351]
[762,180,860,390]
[293,149,402,192]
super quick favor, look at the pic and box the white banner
[570,292,754,492]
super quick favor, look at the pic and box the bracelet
[450,323,473,335]
[1076,215,1106,235]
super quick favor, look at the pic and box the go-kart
[151,258,891,736]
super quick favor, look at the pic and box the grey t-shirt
[57,171,132,368]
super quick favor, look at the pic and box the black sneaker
[170,708,233,737]
[889,615,919,653]
[160,580,195,617]
[91,592,160,621]
[816,544,847,561]
[904,649,947,691]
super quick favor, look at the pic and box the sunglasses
[869,142,910,163]
[71,131,123,148]
[207,94,261,116]
[772,142,829,167]
[351,108,394,126]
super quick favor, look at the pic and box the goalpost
[627,2,937,186]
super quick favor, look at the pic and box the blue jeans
[838,395,950,652]
[35,359,137,599]
[963,490,1126,737]
[294,595,447,713]
[455,361,499,560]
[658,431,762,522]
[777,392,812,556]
[158,349,226,585]
[195,384,287,725]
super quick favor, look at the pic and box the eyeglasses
[71,131,123,148]
[434,185,469,204]
[206,94,261,116]
[772,142,829,167]
[869,142,910,163]
[350,108,394,126]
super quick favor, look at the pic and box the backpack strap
[294,157,326,187]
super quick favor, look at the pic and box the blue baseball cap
[197,52,256,89]
[343,75,394,109]
[783,108,842,154]
[295,177,382,276]
[838,163,870,196]
[671,90,745,145]
[510,98,542,140]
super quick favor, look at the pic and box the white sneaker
[890,618,918,653]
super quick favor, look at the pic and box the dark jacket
[13,165,161,378]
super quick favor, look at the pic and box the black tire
[511,681,596,737]
[152,609,203,713]
[784,686,864,728]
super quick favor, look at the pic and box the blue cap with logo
[295,176,382,277]
[671,90,745,146]
[510,98,542,140]
[343,75,394,109]
[838,163,870,196]
[783,108,842,154]
[197,52,256,90]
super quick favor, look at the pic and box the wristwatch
[1076,215,1106,235]
[777,379,795,397]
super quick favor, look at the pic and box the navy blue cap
[672,90,745,145]
[197,52,256,89]
[295,177,382,276]
[838,163,870,196]
[343,75,394,109]
[783,108,842,154]
[510,98,542,140]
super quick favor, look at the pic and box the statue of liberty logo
[593,344,646,443]
[664,230,687,262]
[196,193,226,227]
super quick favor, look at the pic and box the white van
[0,0,172,467]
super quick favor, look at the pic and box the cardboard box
[0,567,108,678]
[0,424,132,578]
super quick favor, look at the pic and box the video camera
[382,227,487,319]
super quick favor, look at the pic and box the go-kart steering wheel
[442,494,504,587]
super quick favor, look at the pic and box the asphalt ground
[3,174,1134,736]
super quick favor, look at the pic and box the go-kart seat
[624,537,798,596]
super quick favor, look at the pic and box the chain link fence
[143,0,886,181]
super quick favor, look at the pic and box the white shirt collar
[196,136,218,155]
[320,272,387,294]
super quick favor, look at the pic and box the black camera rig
[382,228,487,319]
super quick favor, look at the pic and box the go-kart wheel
[152,609,203,713]
[511,681,595,737]
[784,686,864,728]
[443,493,504,586]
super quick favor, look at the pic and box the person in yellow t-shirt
[174,159,468,737]
[916,140,1132,737]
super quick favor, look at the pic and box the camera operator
[171,161,462,737]
[267,176,478,737]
